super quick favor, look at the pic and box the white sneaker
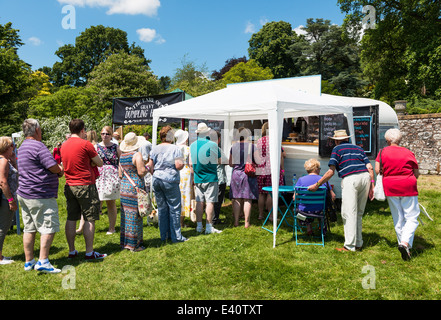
[0,257,14,265]
[35,261,61,274]
[205,227,222,234]
[24,259,37,271]
[196,226,204,233]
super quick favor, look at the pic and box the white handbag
[374,149,386,201]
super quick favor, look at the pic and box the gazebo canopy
[152,80,359,247]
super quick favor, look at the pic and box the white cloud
[259,18,269,26]
[136,28,165,44]
[28,37,43,46]
[244,21,256,34]
[57,0,160,16]
[293,25,307,36]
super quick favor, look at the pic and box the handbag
[120,165,152,218]
[244,143,256,177]
[374,149,386,201]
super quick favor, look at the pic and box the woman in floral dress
[96,126,121,235]
[256,122,285,220]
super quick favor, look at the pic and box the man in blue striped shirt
[309,130,374,252]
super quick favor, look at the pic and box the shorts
[18,195,60,234]
[64,184,100,222]
[194,182,218,203]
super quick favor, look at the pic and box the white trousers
[341,172,370,251]
[387,196,420,248]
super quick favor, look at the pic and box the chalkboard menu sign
[188,120,224,145]
[319,105,379,158]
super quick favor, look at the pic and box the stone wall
[397,113,441,175]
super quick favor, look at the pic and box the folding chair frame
[293,186,327,247]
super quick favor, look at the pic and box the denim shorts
[194,182,218,203]
[64,184,100,222]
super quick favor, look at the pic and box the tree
[169,56,225,97]
[288,18,365,96]
[248,21,301,78]
[88,51,161,104]
[338,0,441,102]
[221,59,273,84]
[211,56,248,81]
[50,25,150,87]
[28,85,107,120]
[0,22,31,135]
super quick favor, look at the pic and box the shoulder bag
[373,149,386,201]
[244,143,256,177]
[119,164,152,218]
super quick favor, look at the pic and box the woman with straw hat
[119,132,147,252]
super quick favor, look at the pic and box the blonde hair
[0,136,13,154]
[101,126,113,136]
[87,130,98,145]
[261,122,269,137]
[304,158,321,173]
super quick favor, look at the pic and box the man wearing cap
[308,129,374,252]
[189,123,222,234]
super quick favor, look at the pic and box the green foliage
[50,25,149,87]
[288,18,365,97]
[170,56,225,97]
[88,51,161,101]
[0,22,32,136]
[211,56,248,80]
[221,59,273,84]
[338,0,441,102]
[28,85,109,121]
[406,97,441,115]
[248,21,301,79]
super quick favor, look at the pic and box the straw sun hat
[329,129,353,140]
[195,122,211,134]
[120,132,146,152]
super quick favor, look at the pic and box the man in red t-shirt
[61,119,106,261]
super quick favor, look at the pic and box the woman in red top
[375,128,420,261]
[53,142,62,164]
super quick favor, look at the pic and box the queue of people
[0,120,423,273]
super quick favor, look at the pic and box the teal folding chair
[293,186,327,247]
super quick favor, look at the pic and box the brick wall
[397,113,441,175]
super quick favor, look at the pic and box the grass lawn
[1,175,440,301]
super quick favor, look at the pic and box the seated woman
[293,158,336,235]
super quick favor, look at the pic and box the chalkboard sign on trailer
[319,105,379,158]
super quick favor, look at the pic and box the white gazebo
[152,80,357,247]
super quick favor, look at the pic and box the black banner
[112,92,184,125]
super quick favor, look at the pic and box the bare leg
[23,232,36,262]
[106,200,117,233]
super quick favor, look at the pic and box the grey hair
[384,128,402,145]
[22,119,40,137]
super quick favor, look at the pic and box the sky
[0,0,348,79]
